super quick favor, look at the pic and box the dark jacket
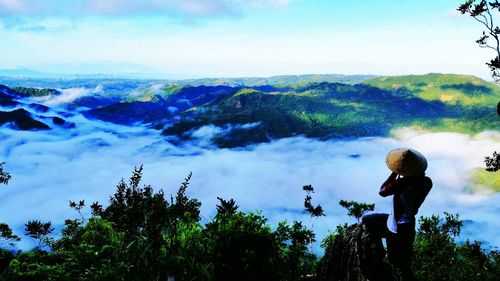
[379,173,432,225]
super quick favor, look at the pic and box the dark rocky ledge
[317,223,395,281]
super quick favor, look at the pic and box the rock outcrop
[317,223,394,281]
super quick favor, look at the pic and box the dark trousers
[362,213,416,281]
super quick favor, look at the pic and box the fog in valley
[1,94,499,250]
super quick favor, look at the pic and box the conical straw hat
[386,148,428,177]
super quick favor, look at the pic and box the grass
[469,168,500,194]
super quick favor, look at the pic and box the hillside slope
[0,85,74,130]
[161,79,499,147]
[363,73,500,106]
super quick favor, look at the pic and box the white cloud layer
[0,104,499,250]
[29,84,103,106]
[0,0,293,17]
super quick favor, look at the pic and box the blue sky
[0,0,496,79]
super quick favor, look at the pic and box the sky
[0,0,497,78]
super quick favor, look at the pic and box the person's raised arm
[379,172,399,197]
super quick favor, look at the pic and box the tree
[90,166,201,280]
[216,197,239,216]
[338,200,375,222]
[0,164,18,248]
[0,223,20,248]
[0,162,11,185]
[458,0,500,172]
[68,200,85,222]
[458,1,500,80]
[24,220,54,250]
[302,185,325,217]
[484,151,500,171]
[413,212,499,280]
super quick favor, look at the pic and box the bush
[413,212,499,281]
[0,168,498,281]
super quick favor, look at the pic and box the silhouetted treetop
[0,162,11,185]
[303,185,325,218]
[458,0,500,80]
[485,151,500,171]
[216,197,239,217]
[339,200,375,222]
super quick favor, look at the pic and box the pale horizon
[0,0,497,81]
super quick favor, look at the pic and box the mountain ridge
[1,73,498,147]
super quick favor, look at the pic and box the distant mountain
[86,85,240,125]
[0,68,157,79]
[160,74,500,147]
[1,74,499,147]
[0,68,379,84]
[0,108,50,130]
[0,85,74,130]
[160,83,467,147]
[0,68,49,78]
[363,73,500,106]
[171,74,379,87]
[9,86,60,97]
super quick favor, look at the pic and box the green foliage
[413,212,499,281]
[0,163,18,252]
[163,75,500,148]
[470,168,500,194]
[205,211,279,281]
[458,0,500,174]
[364,73,500,106]
[11,87,59,97]
[338,200,375,222]
[320,223,348,249]
[275,221,318,281]
[89,167,201,280]
[0,224,20,247]
[1,167,499,281]
[1,167,319,280]
[55,217,129,280]
[171,74,376,87]
[2,218,129,281]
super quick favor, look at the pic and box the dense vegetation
[10,87,59,98]
[470,168,500,193]
[363,73,500,106]
[0,166,498,281]
[172,74,378,87]
[1,72,499,279]
[2,74,499,148]
[161,75,500,147]
[0,86,73,130]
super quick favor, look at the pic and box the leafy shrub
[413,212,499,281]
[0,168,498,281]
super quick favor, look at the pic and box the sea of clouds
[1,98,499,251]
[33,84,104,105]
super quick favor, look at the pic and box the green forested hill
[170,74,378,87]
[4,74,498,147]
[162,77,500,147]
[363,73,500,106]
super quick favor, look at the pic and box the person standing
[362,148,432,281]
